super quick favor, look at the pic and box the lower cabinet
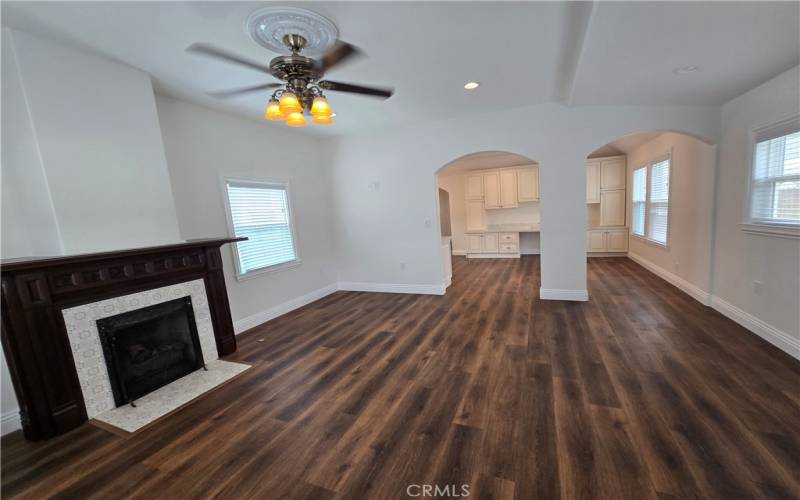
[467,232,519,257]
[586,228,628,253]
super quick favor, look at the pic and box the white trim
[539,288,589,301]
[1,409,21,436]
[740,223,800,239]
[451,249,468,256]
[233,283,338,334]
[466,253,521,259]
[628,252,711,305]
[338,282,445,295]
[711,296,800,360]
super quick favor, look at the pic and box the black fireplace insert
[96,296,205,407]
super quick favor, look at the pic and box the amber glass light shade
[310,96,332,116]
[285,112,307,127]
[264,99,283,121]
[279,92,302,115]
[312,114,333,125]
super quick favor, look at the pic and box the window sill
[235,259,302,281]
[630,234,669,249]
[741,223,800,240]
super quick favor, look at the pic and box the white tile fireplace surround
[61,279,219,419]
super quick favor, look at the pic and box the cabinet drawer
[499,232,519,243]
[499,243,519,253]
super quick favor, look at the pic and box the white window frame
[631,165,647,237]
[742,115,800,239]
[630,151,673,248]
[220,176,301,281]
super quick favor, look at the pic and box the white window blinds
[632,166,647,236]
[750,124,800,224]
[648,159,670,245]
[225,180,297,275]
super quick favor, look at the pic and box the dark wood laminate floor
[2,256,799,499]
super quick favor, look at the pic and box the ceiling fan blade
[207,83,282,99]
[319,80,393,99]
[315,41,363,74]
[187,43,273,75]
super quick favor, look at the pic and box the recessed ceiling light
[464,81,480,90]
[673,65,703,75]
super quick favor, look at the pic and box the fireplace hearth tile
[92,359,249,433]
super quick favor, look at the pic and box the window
[224,179,298,278]
[631,166,647,236]
[749,119,800,226]
[648,158,670,245]
[630,155,671,246]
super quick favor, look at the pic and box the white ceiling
[3,1,798,137]
[439,151,536,175]
[589,131,663,157]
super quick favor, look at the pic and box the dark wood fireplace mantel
[1,238,244,440]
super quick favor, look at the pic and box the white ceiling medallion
[246,7,339,56]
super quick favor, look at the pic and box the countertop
[466,223,540,234]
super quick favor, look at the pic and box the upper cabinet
[466,200,486,231]
[600,189,625,226]
[517,166,539,202]
[586,161,601,203]
[466,174,484,200]
[499,170,518,208]
[483,172,501,209]
[600,157,626,190]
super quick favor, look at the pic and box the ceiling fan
[187,34,393,127]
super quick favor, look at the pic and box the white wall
[7,29,181,254]
[328,103,720,298]
[626,132,716,296]
[155,96,337,329]
[1,29,62,259]
[711,66,800,352]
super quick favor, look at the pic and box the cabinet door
[606,230,628,252]
[467,234,483,253]
[482,233,499,253]
[499,170,518,208]
[586,231,606,252]
[466,201,486,231]
[483,172,500,209]
[600,189,625,226]
[517,167,539,202]
[466,174,484,200]
[600,158,626,190]
[586,161,601,203]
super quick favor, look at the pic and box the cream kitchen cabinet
[466,200,486,231]
[600,189,625,226]
[467,233,499,254]
[586,161,601,203]
[600,157,626,190]
[499,170,518,208]
[586,228,628,253]
[517,166,539,202]
[483,172,500,209]
[466,174,484,200]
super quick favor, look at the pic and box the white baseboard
[628,252,711,306]
[338,281,445,295]
[711,296,800,360]
[233,283,338,334]
[540,288,589,301]
[1,409,21,436]
[451,249,467,256]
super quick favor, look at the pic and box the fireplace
[96,296,206,407]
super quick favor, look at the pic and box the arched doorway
[435,151,541,290]
[584,130,717,301]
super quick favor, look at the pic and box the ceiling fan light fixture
[285,111,307,127]
[279,92,302,115]
[312,114,333,125]
[265,98,283,120]
[310,96,332,116]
